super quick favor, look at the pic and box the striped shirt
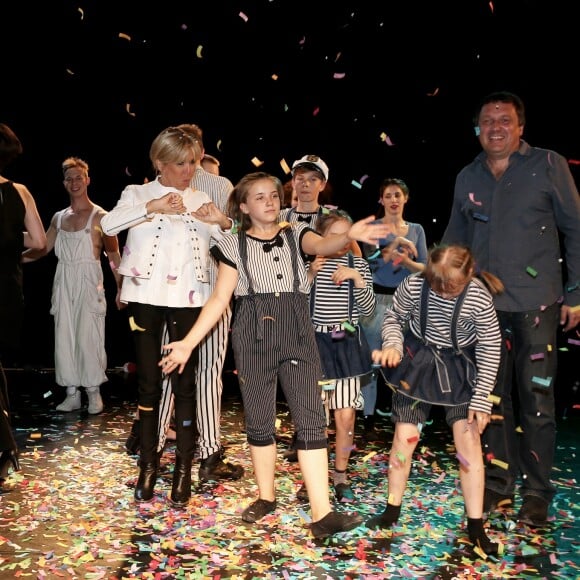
[310,255,375,327]
[211,223,314,297]
[382,273,502,413]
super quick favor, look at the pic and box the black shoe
[242,498,277,523]
[199,449,244,481]
[334,482,354,502]
[310,510,363,539]
[518,495,549,527]
[296,483,308,502]
[483,489,514,514]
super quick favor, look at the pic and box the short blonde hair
[62,156,89,176]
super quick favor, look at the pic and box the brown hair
[227,172,283,232]
[425,244,504,296]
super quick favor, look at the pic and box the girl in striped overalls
[159,171,390,539]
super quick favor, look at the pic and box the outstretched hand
[349,216,392,246]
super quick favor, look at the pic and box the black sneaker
[518,495,549,527]
[310,510,363,539]
[242,498,277,523]
[483,489,514,514]
[198,449,244,482]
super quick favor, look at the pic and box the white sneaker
[86,388,104,415]
[56,390,81,412]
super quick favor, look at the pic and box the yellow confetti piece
[216,139,222,151]
[126,103,136,117]
[66,68,75,75]
[30,432,42,439]
[251,156,264,167]
[196,45,203,58]
[362,451,377,462]
[547,343,553,351]
[487,394,501,405]
[400,380,411,391]
[490,458,509,470]
[128,316,146,332]
[516,425,524,433]
[118,32,132,41]
[78,7,84,19]
[280,159,291,174]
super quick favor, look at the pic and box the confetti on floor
[0,370,579,579]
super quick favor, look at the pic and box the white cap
[291,155,329,181]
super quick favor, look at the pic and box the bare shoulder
[11,181,35,206]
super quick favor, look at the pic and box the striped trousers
[158,304,232,459]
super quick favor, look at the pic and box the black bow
[262,235,284,253]
[297,215,313,223]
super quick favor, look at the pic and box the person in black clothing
[0,123,47,484]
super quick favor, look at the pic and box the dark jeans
[482,304,559,504]
[128,303,200,459]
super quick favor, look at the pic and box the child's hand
[331,265,361,286]
[309,256,326,276]
[371,347,402,368]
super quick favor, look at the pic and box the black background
[3,0,580,368]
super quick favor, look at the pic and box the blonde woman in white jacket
[101,126,232,508]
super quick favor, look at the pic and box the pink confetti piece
[239,11,248,22]
[333,72,346,79]
[468,192,483,206]
[530,450,540,462]
[568,338,580,346]
[456,452,470,467]
[530,352,544,360]
[312,106,320,116]
[188,290,195,304]
[109,260,117,270]
[299,36,306,45]
[123,245,131,255]
[359,174,369,184]
[166,274,178,281]
[130,267,140,276]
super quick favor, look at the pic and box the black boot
[170,452,192,508]
[125,419,140,455]
[134,408,159,502]
[135,460,158,502]
[0,449,20,481]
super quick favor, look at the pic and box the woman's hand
[148,192,187,215]
[191,202,231,229]
[159,341,193,375]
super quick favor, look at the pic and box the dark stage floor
[0,368,579,579]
